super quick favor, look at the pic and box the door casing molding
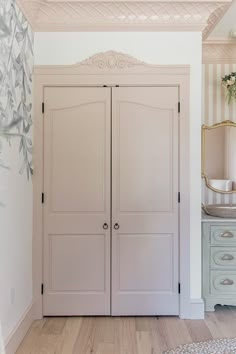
[33,50,191,319]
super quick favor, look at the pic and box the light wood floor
[17,306,236,354]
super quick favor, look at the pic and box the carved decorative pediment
[79,51,145,69]
[16,0,231,37]
[34,50,191,77]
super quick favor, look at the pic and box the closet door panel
[112,86,179,315]
[43,87,111,315]
[118,102,173,213]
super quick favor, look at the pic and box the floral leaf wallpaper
[0,0,34,179]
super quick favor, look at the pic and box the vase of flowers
[222,72,236,104]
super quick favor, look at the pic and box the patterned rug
[163,338,236,354]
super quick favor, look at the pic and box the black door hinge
[178,192,180,203]
[42,102,45,114]
[41,283,44,295]
[178,283,181,294]
[42,193,44,204]
[178,102,180,113]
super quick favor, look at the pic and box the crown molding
[203,39,236,63]
[202,1,231,40]
[16,0,231,33]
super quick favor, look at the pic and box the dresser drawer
[210,271,236,294]
[210,248,236,269]
[210,225,236,245]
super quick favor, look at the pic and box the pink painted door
[111,87,179,315]
[43,87,111,315]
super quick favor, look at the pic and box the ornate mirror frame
[202,120,236,194]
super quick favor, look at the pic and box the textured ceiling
[16,0,231,37]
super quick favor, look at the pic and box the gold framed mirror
[202,120,236,194]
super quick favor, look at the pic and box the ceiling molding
[16,0,231,33]
[202,1,232,39]
[203,40,236,62]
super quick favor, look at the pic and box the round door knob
[103,223,109,230]
[114,223,120,230]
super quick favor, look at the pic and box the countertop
[202,211,236,223]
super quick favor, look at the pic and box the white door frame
[33,50,191,319]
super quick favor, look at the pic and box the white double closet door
[43,86,179,316]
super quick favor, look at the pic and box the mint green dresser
[202,213,236,311]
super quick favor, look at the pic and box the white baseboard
[189,298,205,319]
[5,304,33,354]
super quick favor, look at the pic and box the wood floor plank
[135,317,159,332]
[96,343,115,354]
[213,305,236,337]
[136,331,154,354]
[155,317,192,351]
[148,319,171,354]
[72,318,96,354]
[95,317,115,344]
[59,318,82,354]
[185,320,213,343]
[89,317,115,354]
[116,318,138,354]
[72,317,116,354]
[204,312,224,339]
[16,320,47,354]
[41,317,67,336]
[36,333,63,354]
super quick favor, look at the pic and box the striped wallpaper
[202,63,236,205]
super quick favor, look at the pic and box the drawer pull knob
[220,278,234,285]
[220,231,234,238]
[220,254,234,261]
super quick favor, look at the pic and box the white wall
[0,0,34,343]
[0,142,32,341]
[34,31,202,301]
